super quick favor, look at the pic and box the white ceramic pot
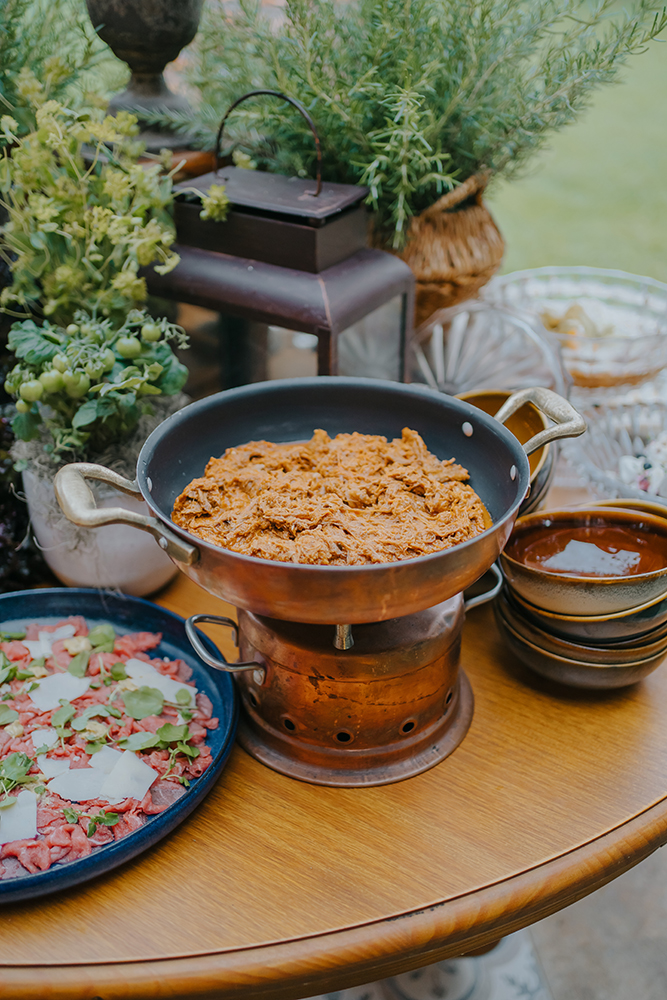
[23,466,178,596]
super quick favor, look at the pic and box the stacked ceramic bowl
[496,506,667,688]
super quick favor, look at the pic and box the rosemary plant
[152,0,666,246]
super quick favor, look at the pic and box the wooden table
[3,574,667,1000]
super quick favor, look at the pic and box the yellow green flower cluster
[0,102,180,326]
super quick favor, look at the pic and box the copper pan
[54,378,584,624]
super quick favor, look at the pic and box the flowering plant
[0,102,188,460]
[0,102,179,324]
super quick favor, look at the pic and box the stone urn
[85,0,205,150]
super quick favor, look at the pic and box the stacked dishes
[496,507,667,688]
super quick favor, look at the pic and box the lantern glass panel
[338,295,403,381]
[266,329,319,380]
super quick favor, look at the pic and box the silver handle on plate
[53,462,199,566]
[493,387,586,456]
[185,614,265,676]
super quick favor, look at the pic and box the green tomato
[101,349,116,372]
[39,369,65,393]
[66,324,79,336]
[140,322,161,343]
[15,399,30,413]
[19,379,44,402]
[116,336,142,359]
[53,354,69,373]
[79,323,92,336]
[85,360,104,379]
[64,373,91,399]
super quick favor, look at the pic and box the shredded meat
[172,428,490,565]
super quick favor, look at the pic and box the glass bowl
[410,299,567,396]
[568,401,667,504]
[484,266,667,389]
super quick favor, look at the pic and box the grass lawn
[487,42,667,283]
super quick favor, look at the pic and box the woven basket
[376,172,505,327]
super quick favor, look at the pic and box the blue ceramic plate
[0,588,237,904]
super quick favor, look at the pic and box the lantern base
[237,671,473,787]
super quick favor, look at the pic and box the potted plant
[0,101,188,594]
[150,0,666,323]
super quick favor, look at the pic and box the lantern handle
[215,89,322,198]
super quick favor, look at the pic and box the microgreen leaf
[156,723,189,744]
[176,740,200,759]
[118,731,161,751]
[63,807,79,824]
[110,662,127,680]
[67,650,90,677]
[0,752,33,795]
[88,624,116,647]
[0,631,26,641]
[121,686,164,720]
[0,705,19,726]
[175,688,192,706]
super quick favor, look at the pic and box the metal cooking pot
[54,378,585,624]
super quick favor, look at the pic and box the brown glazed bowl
[497,589,667,663]
[509,585,667,644]
[494,604,667,689]
[499,507,667,615]
[457,389,554,514]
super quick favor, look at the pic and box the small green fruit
[85,360,104,379]
[140,322,161,343]
[101,349,116,372]
[53,353,69,373]
[39,369,65,393]
[15,399,30,413]
[116,336,142,359]
[66,324,79,336]
[64,373,91,399]
[19,379,44,402]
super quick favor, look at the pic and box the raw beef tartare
[0,617,219,879]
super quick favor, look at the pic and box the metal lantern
[146,91,415,384]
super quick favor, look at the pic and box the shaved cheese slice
[29,672,91,712]
[37,755,71,779]
[47,767,109,803]
[0,790,38,845]
[100,750,158,802]
[23,639,51,660]
[124,658,197,707]
[89,745,123,775]
[23,625,77,661]
[30,727,58,750]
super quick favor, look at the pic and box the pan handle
[54,462,198,566]
[492,388,585,457]
[185,614,265,677]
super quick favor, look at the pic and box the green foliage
[0,102,180,323]
[3,309,188,457]
[158,0,667,245]
[0,0,123,148]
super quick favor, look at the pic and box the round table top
[3,575,667,1000]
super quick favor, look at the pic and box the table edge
[3,791,667,1000]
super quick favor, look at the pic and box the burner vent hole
[400,720,416,734]
[248,691,258,708]
[335,731,352,743]
[445,689,453,706]
[283,718,296,731]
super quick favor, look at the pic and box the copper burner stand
[188,594,475,787]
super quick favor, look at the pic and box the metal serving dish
[54,378,584,624]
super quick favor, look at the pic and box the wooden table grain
[3,574,667,1000]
